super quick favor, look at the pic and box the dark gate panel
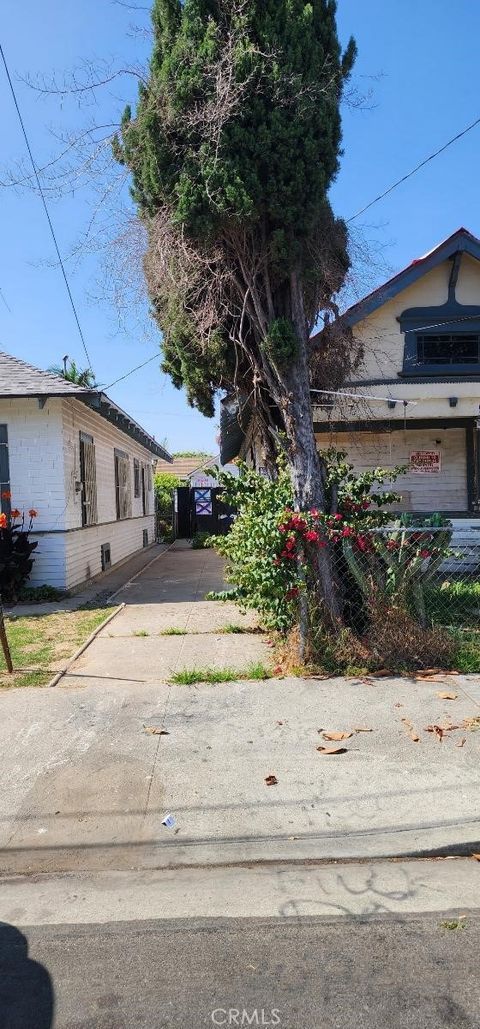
[174,486,235,538]
[175,487,192,538]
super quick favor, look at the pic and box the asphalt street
[2,914,480,1029]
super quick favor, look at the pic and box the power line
[104,353,159,389]
[347,113,480,222]
[0,42,94,373]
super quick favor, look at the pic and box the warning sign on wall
[409,450,441,474]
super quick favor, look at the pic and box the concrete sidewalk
[1,542,479,876]
[67,541,267,683]
[0,673,479,874]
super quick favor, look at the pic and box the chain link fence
[324,526,480,670]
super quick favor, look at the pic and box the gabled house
[222,228,480,522]
[0,351,171,590]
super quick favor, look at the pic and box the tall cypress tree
[114,0,356,619]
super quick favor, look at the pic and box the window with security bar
[416,333,480,365]
[79,432,98,527]
[114,449,132,520]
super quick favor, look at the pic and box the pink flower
[333,513,343,521]
[286,587,299,600]
[304,529,320,543]
[419,548,431,559]
[341,526,354,538]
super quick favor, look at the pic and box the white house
[221,228,480,523]
[0,351,171,591]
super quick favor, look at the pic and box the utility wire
[347,113,480,222]
[0,42,94,373]
[104,353,159,390]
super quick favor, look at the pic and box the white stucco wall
[0,396,156,590]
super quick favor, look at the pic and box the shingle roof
[0,350,172,461]
[0,351,93,396]
[155,455,216,479]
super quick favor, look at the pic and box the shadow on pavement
[0,922,53,1028]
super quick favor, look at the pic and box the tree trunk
[275,272,343,628]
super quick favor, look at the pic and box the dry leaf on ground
[456,737,467,748]
[322,731,353,741]
[353,726,373,733]
[369,669,392,678]
[462,716,480,731]
[265,774,278,786]
[143,725,170,735]
[471,853,480,861]
[435,691,458,700]
[317,745,348,755]
[425,724,445,742]
[401,717,420,742]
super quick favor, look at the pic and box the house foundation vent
[101,543,111,571]
[142,529,149,548]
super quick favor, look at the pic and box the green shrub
[17,584,69,603]
[191,532,215,549]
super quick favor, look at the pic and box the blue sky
[1,0,479,454]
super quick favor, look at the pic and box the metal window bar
[114,451,131,520]
[79,433,97,527]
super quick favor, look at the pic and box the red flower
[386,540,399,551]
[341,526,354,538]
[273,557,281,566]
[361,499,370,510]
[285,536,296,551]
[286,587,299,600]
[333,513,343,521]
[28,509,38,518]
[0,513,7,529]
[304,529,319,543]
[10,508,21,519]
[1,491,11,501]
[419,548,431,559]
[310,507,319,518]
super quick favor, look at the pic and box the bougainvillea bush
[212,453,456,671]
[212,452,406,632]
[0,497,38,603]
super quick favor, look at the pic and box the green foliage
[17,584,69,604]
[48,360,99,388]
[114,0,356,415]
[154,471,181,519]
[191,531,215,549]
[170,661,270,685]
[173,450,213,459]
[261,319,298,366]
[213,452,409,633]
[213,461,296,631]
[0,516,39,604]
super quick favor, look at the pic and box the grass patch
[219,623,251,634]
[453,629,480,673]
[0,606,112,689]
[160,627,188,636]
[425,581,480,628]
[171,661,270,685]
[133,629,150,637]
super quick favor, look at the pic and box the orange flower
[1,491,11,501]
[28,508,38,518]
[10,509,21,519]
[0,513,7,529]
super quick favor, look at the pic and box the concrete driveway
[0,543,479,875]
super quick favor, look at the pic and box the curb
[47,603,125,688]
